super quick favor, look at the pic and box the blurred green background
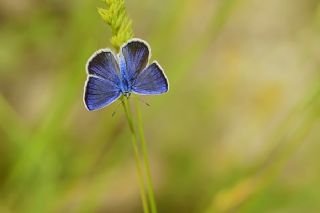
[1,0,320,212]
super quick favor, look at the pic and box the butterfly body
[118,55,131,95]
[84,38,169,111]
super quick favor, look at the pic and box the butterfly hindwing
[84,76,121,111]
[132,62,169,95]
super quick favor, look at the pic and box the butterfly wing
[120,39,150,82]
[84,77,121,111]
[131,62,169,95]
[84,49,121,111]
[86,49,120,82]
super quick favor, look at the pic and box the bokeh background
[1,0,320,212]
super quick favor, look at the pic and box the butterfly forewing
[87,50,120,83]
[121,39,150,81]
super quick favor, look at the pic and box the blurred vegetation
[1,0,320,212]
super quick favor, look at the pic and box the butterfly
[84,38,169,111]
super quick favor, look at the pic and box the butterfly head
[123,92,131,98]
[119,76,132,98]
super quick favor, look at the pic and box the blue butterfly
[84,38,169,111]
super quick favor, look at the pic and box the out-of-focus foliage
[0,0,320,212]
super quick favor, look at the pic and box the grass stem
[122,98,150,213]
[133,99,158,213]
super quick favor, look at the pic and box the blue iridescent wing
[132,62,169,95]
[84,49,121,110]
[86,49,120,83]
[84,77,121,110]
[120,39,150,82]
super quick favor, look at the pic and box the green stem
[134,99,158,213]
[121,98,150,213]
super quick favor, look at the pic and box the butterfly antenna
[135,96,151,107]
[112,100,123,117]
